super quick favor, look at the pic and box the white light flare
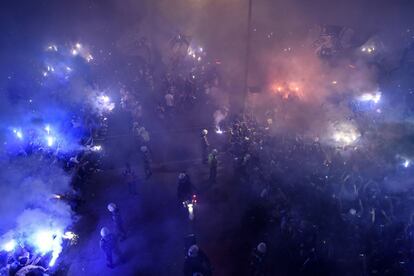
[361,46,375,54]
[47,65,55,72]
[215,127,224,135]
[3,240,16,252]
[358,91,381,104]
[46,136,55,147]
[32,229,77,267]
[13,129,23,140]
[45,125,51,134]
[402,159,411,168]
[187,203,194,220]
[331,122,360,147]
[46,44,58,52]
[34,231,56,254]
[86,54,93,63]
[97,95,115,112]
[91,145,102,152]
[62,231,75,240]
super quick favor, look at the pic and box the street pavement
[64,128,241,275]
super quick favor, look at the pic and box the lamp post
[242,0,253,114]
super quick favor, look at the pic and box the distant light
[91,145,102,151]
[403,160,411,168]
[358,92,381,104]
[75,43,82,49]
[101,96,110,103]
[361,46,375,54]
[71,49,78,56]
[86,54,93,62]
[47,44,58,52]
[13,129,23,139]
[97,95,115,112]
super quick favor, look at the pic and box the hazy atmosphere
[1,0,414,275]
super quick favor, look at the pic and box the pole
[242,0,253,114]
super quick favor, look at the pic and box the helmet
[202,129,208,135]
[267,118,273,125]
[107,203,117,212]
[140,146,148,152]
[100,227,110,237]
[211,149,218,155]
[257,242,267,254]
[188,245,199,257]
[138,127,146,133]
[178,173,187,180]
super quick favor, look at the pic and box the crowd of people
[86,31,414,275]
[3,26,414,276]
[213,112,414,275]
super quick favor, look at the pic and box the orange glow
[271,81,305,100]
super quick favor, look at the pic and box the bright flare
[45,125,51,134]
[332,122,360,147]
[187,203,194,220]
[47,44,58,52]
[46,136,55,147]
[91,145,102,151]
[13,129,23,139]
[358,91,381,104]
[86,54,93,62]
[34,231,56,254]
[3,240,16,252]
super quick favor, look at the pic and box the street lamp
[242,0,253,114]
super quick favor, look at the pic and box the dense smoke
[138,0,414,142]
[0,157,74,261]
[0,36,101,266]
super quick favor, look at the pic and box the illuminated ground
[62,113,243,275]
